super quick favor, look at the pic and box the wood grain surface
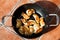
[0,0,60,40]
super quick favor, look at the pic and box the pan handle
[0,15,18,34]
[1,15,13,26]
[49,14,59,26]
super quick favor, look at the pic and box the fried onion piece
[19,25,30,35]
[27,20,35,26]
[33,14,39,23]
[26,9,35,16]
[29,26,34,34]
[21,18,26,24]
[16,19,22,28]
[21,12,29,19]
[36,28,43,34]
[40,17,45,28]
[31,9,35,13]
[19,26,25,34]
[23,20,35,27]
[24,25,32,35]
[23,24,34,35]
[33,23,40,33]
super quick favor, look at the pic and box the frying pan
[1,3,59,39]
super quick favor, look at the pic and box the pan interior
[12,4,47,39]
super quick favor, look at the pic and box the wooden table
[0,0,60,40]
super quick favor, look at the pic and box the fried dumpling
[33,23,40,33]
[29,26,34,34]
[16,19,22,28]
[21,18,26,24]
[21,12,29,19]
[36,28,43,34]
[39,17,45,28]
[19,26,25,34]
[33,14,39,23]
[27,20,35,26]
[26,9,35,16]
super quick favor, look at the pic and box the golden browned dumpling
[33,23,40,33]
[29,26,34,34]
[36,28,43,34]
[31,9,35,13]
[27,20,35,26]
[24,25,33,35]
[16,19,22,28]
[26,9,32,16]
[33,14,40,23]
[21,12,29,19]
[21,18,26,24]
[26,9,35,16]
[19,26,25,34]
[39,17,45,28]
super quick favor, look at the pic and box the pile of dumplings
[16,9,45,35]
